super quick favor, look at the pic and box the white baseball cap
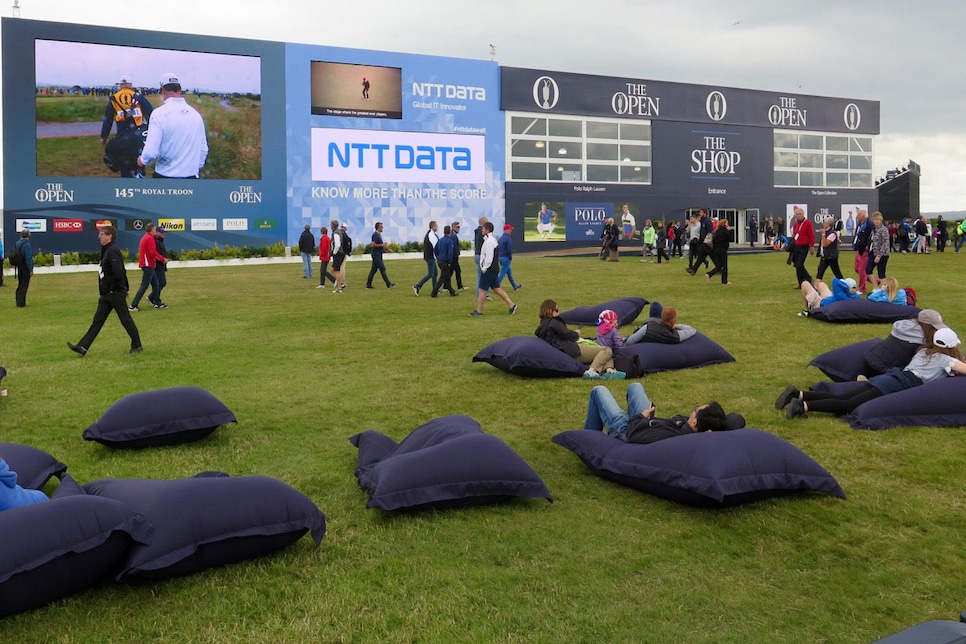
[934,327,961,348]
[160,72,180,87]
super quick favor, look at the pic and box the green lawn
[2,250,965,642]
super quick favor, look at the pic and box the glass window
[587,121,619,139]
[775,151,798,168]
[550,164,582,181]
[799,171,823,187]
[586,142,619,161]
[827,172,849,187]
[800,153,823,168]
[850,137,872,153]
[850,155,872,170]
[620,123,650,140]
[550,141,582,159]
[775,170,798,186]
[826,136,849,151]
[548,119,582,137]
[826,154,849,169]
[620,144,650,162]
[587,165,619,182]
[511,162,546,181]
[510,140,547,158]
[621,166,650,183]
[511,116,545,136]
[774,132,798,148]
[850,173,872,188]
[800,134,823,150]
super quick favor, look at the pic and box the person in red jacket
[317,226,337,289]
[790,206,814,287]
[129,222,167,311]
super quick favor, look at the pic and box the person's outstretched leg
[626,382,652,417]
[584,386,630,435]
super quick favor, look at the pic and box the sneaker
[485,295,493,301]
[786,398,806,419]
[470,311,483,317]
[128,306,139,312]
[604,371,626,380]
[582,369,603,380]
[509,304,518,315]
[458,286,467,291]
[389,283,396,289]
[366,285,375,289]
[514,284,522,291]
[797,310,810,317]
[775,385,798,410]
[154,302,167,309]
[685,267,696,275]
[413,285,420,297]
[449,291,459,297]
[340,283,347,289]
[128,346,143,355]
[333,289,343,293]
[66,341,87,357]
[316,285,326,289]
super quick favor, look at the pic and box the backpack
[341,230,352,256]
[7,244,24,268]
[903,287,917,307]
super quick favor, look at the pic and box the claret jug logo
[706,91,727,121]
[532,76,559,110]
[844,103,861,131]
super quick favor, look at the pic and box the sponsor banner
[223,218,249,231]
[16,218,47,232]
[91,219,116,230]
[158,218,186,232]
[311,128,485,184]
[566,202,612,241]
[255,218,277,230]
[191,218,218,231]
[125,218,153,232]
[53,218,84,232]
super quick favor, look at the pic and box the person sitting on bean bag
[584,382,731,443]
[799,277,859,317]
[777,327,966,418]
[0,455,48,512]
[867,277,907,305]
[535,298,622,380]
[865,309,946,374]
[594,310,624,351]
[624,303,697,345]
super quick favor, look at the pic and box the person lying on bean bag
[799,277,858,317]
[777,327,966,418]
[584,382,739,443]
[867,277,907,305]
[535,298,623,380]
[0,455,48,512]
[865,308,946,374]
[624,302,697,345]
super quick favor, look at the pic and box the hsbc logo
[844,103,861,131]
[706,91,727,121]
[532,76,559,110]
[53,219,84,232]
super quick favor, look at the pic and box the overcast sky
[4,0,964,211]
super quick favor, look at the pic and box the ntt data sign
[310,128,485,183]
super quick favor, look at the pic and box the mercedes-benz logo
[532,76,559,110]
[706,91,727,121]
[133,219,144,230]
[844,103,861,131]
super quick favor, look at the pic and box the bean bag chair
[618,332,735,375]
[808,299,920,323]
[558,297,648,327]
[0,493,152,618]
[552,428,845,507]
[349,415,552,511]
[83,475,326,579]
[0,442,66,489]
[844,377,966,430]
[808,338,883,382]
[872,619,966,643]
[83,386,237,449]
[473,336,587,378]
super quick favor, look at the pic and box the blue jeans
[415,258,437,290]
[301,252,312,278]
[956,236,966,253]
[130,266,159,308]
[497,257,518,290]
[583,383,651,440]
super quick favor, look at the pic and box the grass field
[2,250,965,642]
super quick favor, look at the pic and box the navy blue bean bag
[473,336,586,378]
[552,428,845,507]
[83,475,326,579]
[618,332,735,375]
[350,415,552,511]
[808,299,920,323]
[83,386,237,449]
[558,297,648,328]
[0,493,151,618]
[0,442,66,490]
[844,377,966,430]
[808,338,883,382]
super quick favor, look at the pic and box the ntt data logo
[706,91,727,121]
[311,128,485,183]
[844,103,861,131]
[532,76,559,110]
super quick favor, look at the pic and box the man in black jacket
[67,225,142,356]
[685,209,714,275]
[298,224,315,279]
[584,383,731,443]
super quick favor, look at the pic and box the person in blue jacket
[0,456,48,512]
[798,277,859,316]
[431,225,458,297]
[15,230,34,308]
[497,224,521,291]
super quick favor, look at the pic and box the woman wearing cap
[865,211,891,289]
[798,277,859,316]
[864,309,945,374]
[815,215,844,281]
[534,299,619,380]
[777,327,966,418]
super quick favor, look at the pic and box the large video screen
[34,39,262,179]
[310,60,402,119]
